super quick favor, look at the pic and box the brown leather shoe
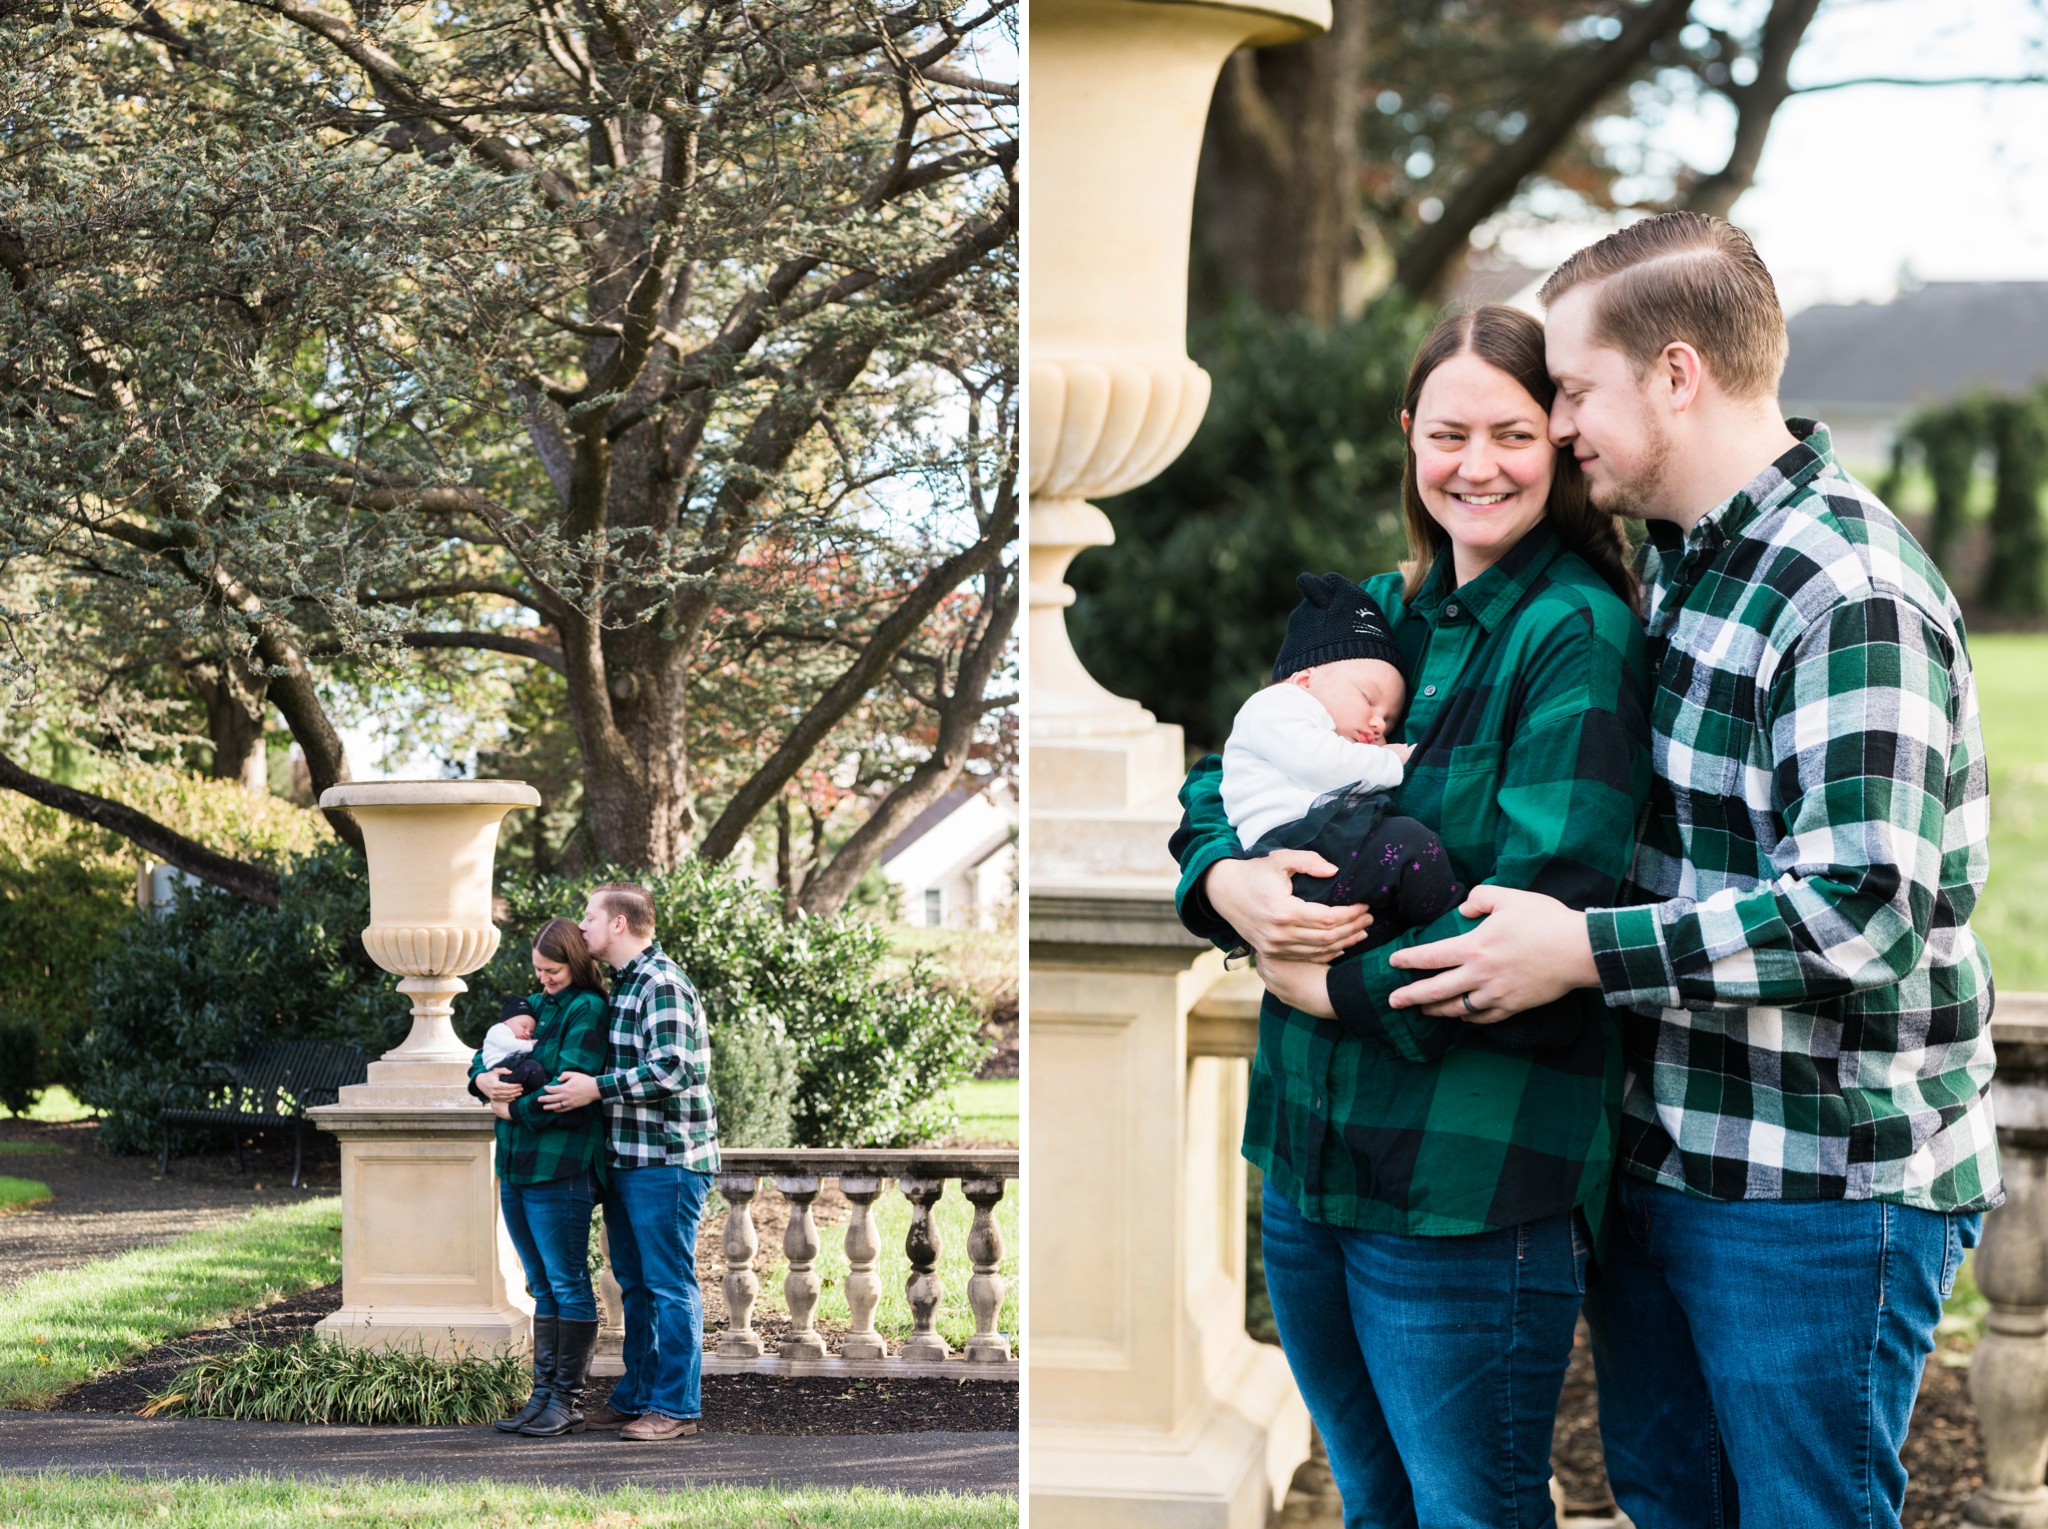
[583,1402,640,1430]
[619,1413,699,1441]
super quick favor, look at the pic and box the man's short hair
[1538,211,1787,400]
[589,882,656,938]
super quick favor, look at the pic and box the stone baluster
[961,1177,1010,1361]
[597,1212,624,1342]
[838,1175,889,1360]
[900,1176,950,1361]
[716,1173,764,1359]
[778,1174,828,1360]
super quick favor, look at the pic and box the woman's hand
[476,1069,524,1104]
[1205,854,1371,961]
[1258,956,1337,1019]
[490,1099,512,1120]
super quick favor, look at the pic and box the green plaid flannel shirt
[1587,421,2000,1212]
[466,986,608,1186]
[1173,526,1652,1235]
[596,942,721,1174]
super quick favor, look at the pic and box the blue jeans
[1582,1176,1978,1529]
[499,1171,598,1322]
[1260,1183,1586,1528]
[602,1164,711,1421]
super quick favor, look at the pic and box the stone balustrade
[593,1147,1019,1381]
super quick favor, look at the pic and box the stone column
[1969,1003,2048,1529]
[308,780,540,1355]
[1027,0,1323,1517]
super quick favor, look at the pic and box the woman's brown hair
[1397,304,1639,613]
[533,917,606,996]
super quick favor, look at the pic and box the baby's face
[1291,658,1407,745]
[506,1014,537,1040]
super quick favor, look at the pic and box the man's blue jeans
[499,1171,597,1321]
[601,1164,711,1422]
[1260,1183,1587,1528]
[1582,1176,1978,1529]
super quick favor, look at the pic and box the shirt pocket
[1438,740,1505,874]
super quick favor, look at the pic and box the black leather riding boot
[519,1317,600,1437]
[495,1314,557,1432]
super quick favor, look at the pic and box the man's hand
[476,1069,523,1104]
[540,1071,602,1112]
[1258,956,1337,1019]
[1386,885,1598,1021]
[1205,854,1371,961]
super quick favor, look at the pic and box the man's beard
[1587,403,1672,517]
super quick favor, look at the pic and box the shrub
[0,1015,47,1117]
[75,847,412,1156]
[81,850,983,1152]
[1068,296,1432,752]
[146,1334,530,1426]
[0,767,328,1090]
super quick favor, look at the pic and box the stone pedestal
[1026,0,1324,1518]
[308,1105,533,1354]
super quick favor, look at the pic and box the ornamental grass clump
[145,1335,529,1427]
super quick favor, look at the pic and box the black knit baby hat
[1272,572,1405,682]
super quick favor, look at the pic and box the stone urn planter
[308,780,541,1355]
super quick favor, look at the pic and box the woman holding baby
[467,917,610,1437]
[1170,304,1653,1524]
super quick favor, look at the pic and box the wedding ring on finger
[1461,992,1479,1015]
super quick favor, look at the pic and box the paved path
[0,1121,334,1296]
[0,1413,1016,1494]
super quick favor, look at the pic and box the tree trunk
[188,662,269,796]
[1192,0,1367,323]
[1678,0,1825,219]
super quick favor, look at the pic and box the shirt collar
[1645,417,1835,561]
[1408,520,1563,633]
[614,941,665,980]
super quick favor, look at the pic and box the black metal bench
[158,1041,368,1188]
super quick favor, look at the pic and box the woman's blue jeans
[499,1171,598,1322]
[1260,1182,1586,1529]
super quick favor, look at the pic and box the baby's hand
[506,1015,537,1040]
[1386,743,1414,762]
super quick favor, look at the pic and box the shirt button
[1313,1098,1324,1112]
[1423,684,1438,697]
[1445,603,1460,617]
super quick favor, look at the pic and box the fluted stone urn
[309,779,541,1354]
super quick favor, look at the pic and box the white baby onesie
[480,1021,538,1070]
[1221,683,1407,849]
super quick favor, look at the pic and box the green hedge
[77,850,984,1154]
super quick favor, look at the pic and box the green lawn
[0,1197,342,1408]
[9,1085,96,1123]
[1969,635,2048,989]
[949,1078,1018,1144]
[0,1476,1015,1527]
[0,1176,51,1213]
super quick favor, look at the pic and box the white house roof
[881,783,983,867]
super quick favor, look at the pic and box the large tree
[0,0,1016,902]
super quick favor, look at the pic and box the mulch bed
[46,1282,1017,1436]
[1549,1318,1984,1526]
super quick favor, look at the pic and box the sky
[1493,0,2048,314]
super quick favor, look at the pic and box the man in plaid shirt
[1387,214,1998,1527]
[542,882,719,1441]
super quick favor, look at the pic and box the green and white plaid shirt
[596,942,721,1174]
[1588,421,2000,1212]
